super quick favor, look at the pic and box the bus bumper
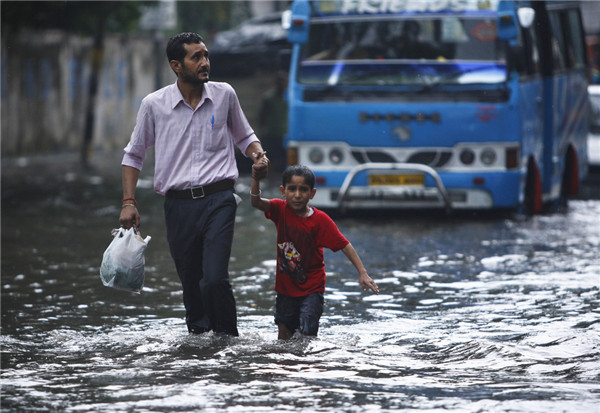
[311,164,520,211]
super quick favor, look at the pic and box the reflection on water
[2,154,599,412]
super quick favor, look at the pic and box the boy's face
[280,175,317,216]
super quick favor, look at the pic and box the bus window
[520,24,541,76]
[563,9,586,69]
[441,17,469,43]
[548,11,567,70]
[300,16,507,87]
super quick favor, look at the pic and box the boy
[250,161,379,339]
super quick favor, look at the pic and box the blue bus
[282,0,589,214]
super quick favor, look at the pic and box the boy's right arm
[251,163,271,213]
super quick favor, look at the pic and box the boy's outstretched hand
[341,243,379,294]
[359,272,379,294]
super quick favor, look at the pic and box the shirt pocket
[202,113,228,153]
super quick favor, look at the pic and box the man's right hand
[121,166,142,230]
[119,206,140,230]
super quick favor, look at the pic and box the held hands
[252,151,269,180]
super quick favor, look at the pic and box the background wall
[1,30,171,156]
[1,29,276,159]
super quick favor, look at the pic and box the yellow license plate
[368,174,425,186]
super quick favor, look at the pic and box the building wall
[1,30,172,156]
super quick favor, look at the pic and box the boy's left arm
[341,243,379,294]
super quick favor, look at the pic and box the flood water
[2,153,599,412]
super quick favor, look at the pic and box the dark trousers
[275,292,324,336]
[164,190,239,336]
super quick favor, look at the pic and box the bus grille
[351,150,452,167]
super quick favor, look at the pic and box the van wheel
[524,161,542,215]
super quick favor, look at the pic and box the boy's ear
[310,188,317,199]
[280,185,286,197]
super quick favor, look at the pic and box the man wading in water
[119,32,269,336]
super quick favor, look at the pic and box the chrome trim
[337,163,452,213]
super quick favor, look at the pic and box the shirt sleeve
[122,98,155,171]
[226,84,260,156]
[265,198,284,222]
[316,211,349,252]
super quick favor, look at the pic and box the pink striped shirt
[122,81,259,195]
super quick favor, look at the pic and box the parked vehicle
[283,0,589,214]
[588,84,600,167]
[589,85,600,134]
[209,11,290,76]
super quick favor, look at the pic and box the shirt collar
[169,81,213,110]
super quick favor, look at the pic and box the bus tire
[524,159,542,215]
[559,146,579,208]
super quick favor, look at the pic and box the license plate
[368,174,424,186]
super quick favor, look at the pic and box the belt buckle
[191,186,205,199]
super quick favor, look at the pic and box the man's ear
[169,59,181,76]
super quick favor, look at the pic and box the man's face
[179,42,210,84]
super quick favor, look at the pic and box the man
[119,32,268,336]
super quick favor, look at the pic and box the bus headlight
[460,149,475,165]
[309,148,325,164]
[329,148,344,164]
[480,148,497,165]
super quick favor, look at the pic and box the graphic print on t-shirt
[277,241,306,284]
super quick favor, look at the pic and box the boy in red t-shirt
[250,160,379,339]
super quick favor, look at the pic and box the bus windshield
[299,16,507,87]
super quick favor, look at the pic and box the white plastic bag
[100,227,151,293]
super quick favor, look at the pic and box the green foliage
[176,1,236,37]
[1,1,247,39]
[1,1,149,35]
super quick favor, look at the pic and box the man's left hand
[252,151,269,179]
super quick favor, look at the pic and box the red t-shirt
[266,199,349,297]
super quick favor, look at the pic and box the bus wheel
[524,160,542,215]
[559,146,579,208]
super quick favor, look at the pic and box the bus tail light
[292,18,306,27]
[287,147,298,166]
[505,147,519,169]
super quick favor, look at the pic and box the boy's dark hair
[282,165,316,189]
[166,32,205,63]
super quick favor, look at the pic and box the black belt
[166,179,235,199]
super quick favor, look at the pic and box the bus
[282,0,589,214]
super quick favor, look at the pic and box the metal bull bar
[337,163,452,213]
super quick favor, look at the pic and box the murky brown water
[2,153,599,412]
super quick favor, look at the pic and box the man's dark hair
[166,32,205,63]
[282,165,316,190]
